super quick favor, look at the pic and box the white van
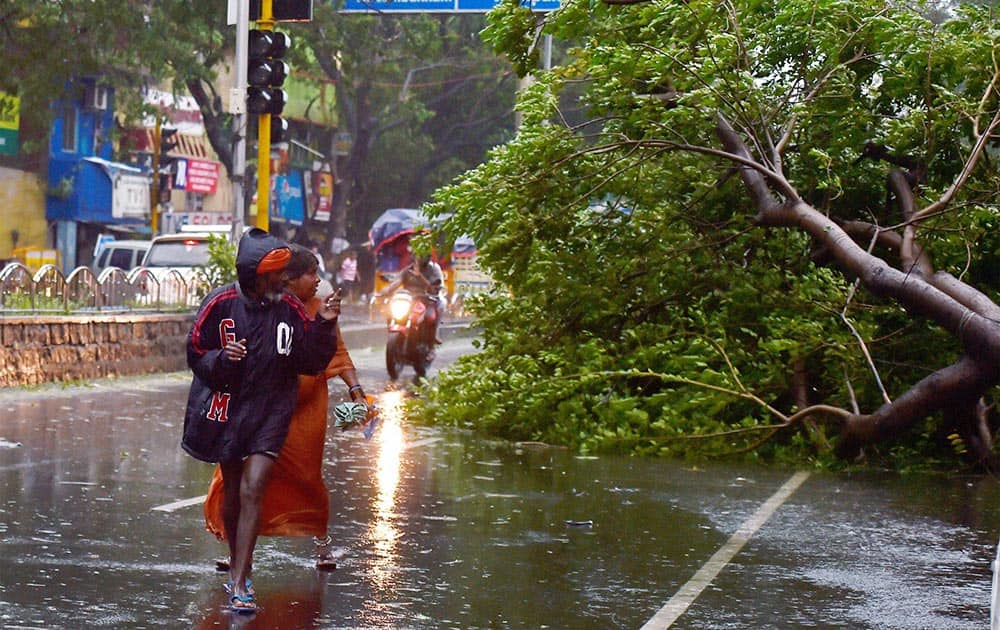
[143,232,214,270]
[140,232,220,305]
[92,240,151,276]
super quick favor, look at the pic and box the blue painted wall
[45,80,143,225]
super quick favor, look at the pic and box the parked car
[143,232,213,269]
[140,231,218,304]
[92,240,151,276]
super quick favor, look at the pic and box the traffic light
[250,0,313,21]
[247,29,290,117]
[160,127,179,171]
[271,117,289,144]
[158,169,172,203]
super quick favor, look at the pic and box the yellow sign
[0,91,19,130]
[0,91,20,155]
[13,247,60,273]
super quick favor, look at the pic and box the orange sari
[204,296,356,539]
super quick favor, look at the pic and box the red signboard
[175,158,220,195]
[310,170,334,222]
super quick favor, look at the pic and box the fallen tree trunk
[715,113,1000,468]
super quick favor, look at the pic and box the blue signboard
[341,0,558,13]
[272,169,306,225]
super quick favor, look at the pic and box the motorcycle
[384,289,438,380]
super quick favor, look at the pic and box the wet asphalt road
[1,324,999,628]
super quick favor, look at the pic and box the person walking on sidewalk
[337,250,359,303]
[204,243,374,572]
[181,229,341,614]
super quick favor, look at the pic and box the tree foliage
[2,3,514,246]
[1,1,164,158]
[416,0,1000,471]
[300,9,516,242]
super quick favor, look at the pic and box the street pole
[231,0,249,243]
[151,118,161,235]
[255,0,275,232]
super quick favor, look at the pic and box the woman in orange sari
[205,243,371,575]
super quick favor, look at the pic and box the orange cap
[256,247,291,275]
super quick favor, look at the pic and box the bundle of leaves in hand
[332,401,380,440]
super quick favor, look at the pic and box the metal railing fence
[0,263,206,315]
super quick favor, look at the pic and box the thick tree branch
[839,221,1000,321]
[837,355,996,458]
[797,201,1000,363]
[186,78,232,176]
[716,116,1000,365]
[714,113,797,218]
[713,114,1000,465]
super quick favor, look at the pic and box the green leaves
[410,0,1000,471]
[196,235,237,297]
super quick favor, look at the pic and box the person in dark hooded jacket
[181,228,340,613]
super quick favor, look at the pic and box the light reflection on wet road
[1,337,999,628]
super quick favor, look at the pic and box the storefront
[45,87,153,272]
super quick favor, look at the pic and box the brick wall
[0,314,194,387]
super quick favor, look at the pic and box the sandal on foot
[315,553,337,571]
[223,579,255,596]
[229,593,258,614]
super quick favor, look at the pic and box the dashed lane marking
[401,436,442,451]
[152,494,208,512]
[641,471,811,629]
[0,460,57,472]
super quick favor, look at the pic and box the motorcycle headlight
[389,295,411,320]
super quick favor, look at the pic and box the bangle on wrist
[348,384,363,396]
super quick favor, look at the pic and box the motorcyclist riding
[382,251,444,344]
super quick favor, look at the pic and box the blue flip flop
[229,593,258,614]
[223,579,254,596]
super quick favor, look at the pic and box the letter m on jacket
[207,392,231,423]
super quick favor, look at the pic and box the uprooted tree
[416,0,1000,470]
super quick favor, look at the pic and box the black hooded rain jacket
[181,229,338,463]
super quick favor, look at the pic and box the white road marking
[0,459,56,472]
[401,436,442,451]
[991,538,1000,629]
[152,494,208,512]
[641,471,811,629]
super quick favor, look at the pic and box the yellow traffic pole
[257,116,271,231]
[151,118,161,235]
[255,0,274,232]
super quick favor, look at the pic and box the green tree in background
[1,3,514,247]
[0,1,169,158]
[301,9,516,243]
[417,0,1000,471]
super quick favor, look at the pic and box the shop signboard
[308,169,334,222]
[272,169,305,225]
[160,212,233,234]
[111,173,151,219]
[174,158,220,195]
[0,91,19,156]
